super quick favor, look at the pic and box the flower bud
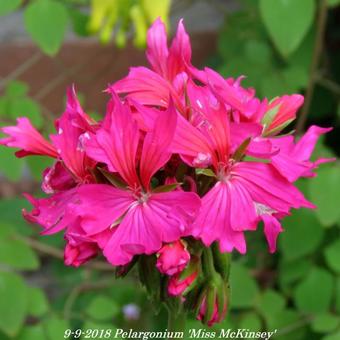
[156,240,190,276]
[168,271,198,296]
[262,94,303,136]
[64,242,98,267]
[196,279,229,327]
[167,256,199,296]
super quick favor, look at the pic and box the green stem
[295,0,328,134]
[202,247,217,278]
[166,304,186,339]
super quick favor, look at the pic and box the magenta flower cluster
[0,19,332,325]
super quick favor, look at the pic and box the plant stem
[202,247,217,278]
[13,234,114,271]
[167,305,186,339]
[295,0,328,134]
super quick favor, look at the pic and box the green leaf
[279,258,312,287]
[17,325,45,340]
[86,295,119,321]
[0,234,39,270]
[244,40,272,65]
[282,65,309,92]
[218,11,265,62]
[239,312,262,330]
[0,0,22,16]
[0,146,24,181]
[256,290,285,323]
[309,165,340,227]
[268,309,306,340]
[335,278,340,314]
[328,0,340,8]
[311,313,340,333]
[324,240,340,273]
[293,267,333,314]
[27,156,53,181]
[259,0,315,58]
[0,97,8,116]
[24,0,68,55]
[27,287,49,317]
[68,8,90,37]
[43,316,69,340]
[5,80,28,98]
[260,71,290,98]
[230,263,259,308]
[279,209,324,261]
[0,198,34,236]
[322,331,340,340]
[0,271,28,337]
[9,97,43,128]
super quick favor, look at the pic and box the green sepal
[264,118,294,136]
[216,280,229,317]
[115,256,139,278]
[261,105,280,127]
[195,168,216,177]
[153,182,181,193]
[212,242,231,280]
[178,256,200,281]
[98,167,127,188]
[203,284,217,325]
[232,137,251,162]
[138,255,161,307]
[183,281,205,313]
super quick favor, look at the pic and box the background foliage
[0,0,340,339]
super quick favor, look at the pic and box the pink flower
[0,117,58,158]
[0,17,333,280]
[156,240,190,276]
[171,86,313,253]
[64,221,112,267]
[260,213,284,253]
[41,161,75,194]
[270,125,334,182]
[50,87,96,183]
[76,95,201,265]
[23,188,78,234]
[168,271,198,296]
[188,67,267,121]
[110,19,191,110]
[64,242,98,267]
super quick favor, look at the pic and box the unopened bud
[156,240,190,276]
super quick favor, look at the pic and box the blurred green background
[0,0,340,339]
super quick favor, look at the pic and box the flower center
[216,160,235,182]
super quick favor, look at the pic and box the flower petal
[76,184,135,235]
[193,182,247,254]
[146,18,169,77]
[261,214,283,253]
[0,117,57,158]
[139,100,177,188]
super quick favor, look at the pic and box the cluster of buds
[0,18,333,326]
[137,239,229,326]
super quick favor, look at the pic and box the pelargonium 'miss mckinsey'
[0,18,333,327]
